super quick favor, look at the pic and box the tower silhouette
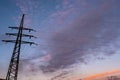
[2,14,36,80]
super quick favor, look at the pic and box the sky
[0,0,120,80]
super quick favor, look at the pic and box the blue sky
[0,0,120,80]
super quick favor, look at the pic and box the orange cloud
[70,70,120,80]
[84,70,120,80]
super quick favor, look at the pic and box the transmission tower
[2,14,36,80]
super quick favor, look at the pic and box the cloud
[37,0,118,71]
[50,71,69,80]
[37,0,119,72]
[83,70,120,80]
[18,0,120,74]
[15,0,42,27]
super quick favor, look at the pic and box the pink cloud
[15,0,40,27]
[41,54,52,62]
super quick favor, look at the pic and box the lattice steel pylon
[2,14,37,80]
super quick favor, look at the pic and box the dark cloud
[50,71,69,80]
[19,0,120,73]
[39,1,120,72]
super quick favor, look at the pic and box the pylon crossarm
[6,33,37,38]
[9,27,36,32]
[21,41,37,45]
[2,40,37,45]
[2,40,16,43]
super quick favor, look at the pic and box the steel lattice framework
[2,14,36,80]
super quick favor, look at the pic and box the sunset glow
[0,0,120,80]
